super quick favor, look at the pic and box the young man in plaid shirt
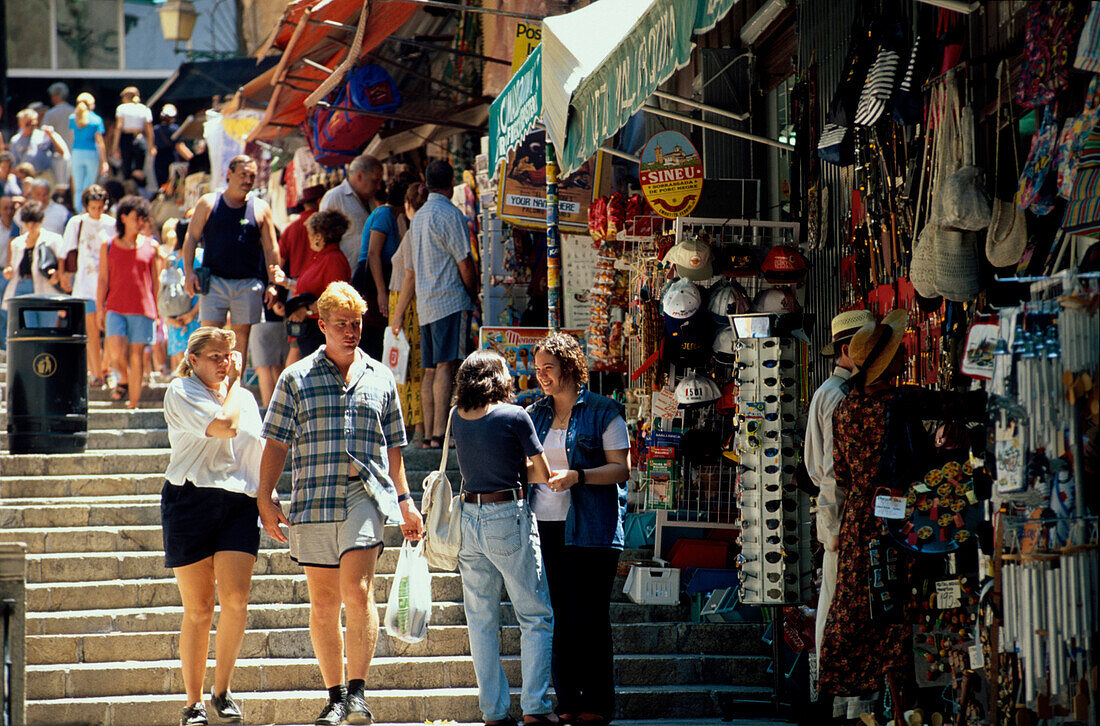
[257,281,423,725]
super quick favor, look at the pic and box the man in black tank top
[183,155,281,357]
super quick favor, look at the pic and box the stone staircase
[1,371,779,726]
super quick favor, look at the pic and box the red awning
[244,0,419,141]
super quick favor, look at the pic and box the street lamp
[158,0,199,43]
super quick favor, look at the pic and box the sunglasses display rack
[733,336,813,605]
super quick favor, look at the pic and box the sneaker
[180,702,208,726]
[315,700,349,726]
[210,689,243,723]
[345,688,374,724]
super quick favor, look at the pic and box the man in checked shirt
[257,281,423,726]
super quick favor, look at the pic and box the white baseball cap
[712,326,737,361]
[675,372,722,407]
[661,278,702,320]
[708,282,751,323]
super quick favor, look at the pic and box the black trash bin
[6,295,88,454]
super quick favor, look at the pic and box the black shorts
[161,480,260,568]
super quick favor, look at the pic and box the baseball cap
[661,278,703,321]
[668,315,712,367]
[712,326,737,362]
[708,281,752,323]
[752,286,801,314]
[663,237,714,280]
[720,243,761,277]
[762,245,809,284]
[716,379,738,414]
[820,309,875,356]
[675,372,722,408]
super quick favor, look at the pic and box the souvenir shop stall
[784,0,1100,723]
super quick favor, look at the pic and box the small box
[623,564,681,605]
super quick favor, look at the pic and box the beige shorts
[288,482,385,567]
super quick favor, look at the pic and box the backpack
[419,410,462,571]
[158,258,192,317]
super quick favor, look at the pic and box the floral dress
[819,386,976,695]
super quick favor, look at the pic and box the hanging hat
[820,309,876,356]
[708,281,752,323]
[762,245,810,284]
[661,277,703,320]
[675,372,722,408]
[716,379,739,414]
[712,326,737,362]
[663,237,714,280]
[752,286,801,314]
[668,316,712,368]
[721,243,762,277]
[849,309,909,386]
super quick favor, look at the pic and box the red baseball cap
[762,245,809,284]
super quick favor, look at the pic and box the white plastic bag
[382,328,410,385]
[384,541,432,643]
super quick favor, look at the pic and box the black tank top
[19,245,34,278]
[201,194,263,280]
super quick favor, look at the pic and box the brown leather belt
[462,488,524,504]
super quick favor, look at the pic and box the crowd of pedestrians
[3,92,631,725]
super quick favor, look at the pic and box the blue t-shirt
[69,112,105,152]
[452,404,543,493]
[358,205,400,265]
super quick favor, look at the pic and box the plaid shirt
[408,192,474,325]
[261,346,407,524]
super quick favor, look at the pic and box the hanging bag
[383,541,432,643]
[934,228,980,301]
[419,410,463,571]
[988,62,1029,267]
[937,105,992,231]
[382,328,410,385]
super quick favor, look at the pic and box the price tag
[874,495,907,519]
[968,644,985,669]
[936,579,962,609]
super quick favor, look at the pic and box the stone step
[25,572,467,613]
[1,406,167,429]
[0,427,170,450]
[26,652,769,699]
[28,623,762,665]
[3,448,172,476]
[0,472,298,499]
[27,684,772,726]
[26,598,688,636]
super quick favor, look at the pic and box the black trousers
[538,520,621,719]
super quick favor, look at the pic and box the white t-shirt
[532,416,630,522]
[62,213,116,300]
[163,376,264,496]
[116,102,152,133]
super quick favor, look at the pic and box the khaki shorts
[288,482,385,568]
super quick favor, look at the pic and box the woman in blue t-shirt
[450,349,558,726]
[353,177,408,355]
[68,93,108,212]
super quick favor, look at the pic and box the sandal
[427,436,444,450]
[110,383,129,401]
[523,716,560,725]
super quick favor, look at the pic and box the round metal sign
[639,130,704,218]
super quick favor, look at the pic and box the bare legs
[303,547,381,688]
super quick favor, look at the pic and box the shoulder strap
[437,407,454,473]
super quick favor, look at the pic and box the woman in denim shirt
[451,349,558,726]
[527,333,630,726]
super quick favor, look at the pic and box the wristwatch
[575,468,586,486]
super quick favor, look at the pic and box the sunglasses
[763,393,796,404]
[737,550,795,565]
[764,412,797,423]
[763,446,798,459]
[739,585,785,602]
[763,464,797,475]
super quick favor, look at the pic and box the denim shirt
[527,388,628,549]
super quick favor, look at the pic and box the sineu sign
[639,129,704,218]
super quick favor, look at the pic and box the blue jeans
[0,276,7,348]
[458,499,554,720]
[71,149,101,212]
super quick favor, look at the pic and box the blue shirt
[358,205,400,265]
[407,193,474,325]
[69,112,105,152]
[528,388,628,549]
[452,405,543,493]
[9,129,55,173]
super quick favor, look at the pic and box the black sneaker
[180,702,208,726]
[315,699,349,726]
[210,689,243,723]
[345,688,374,725]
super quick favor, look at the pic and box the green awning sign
[488,44,542,175]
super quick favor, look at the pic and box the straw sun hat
[820,309,875,357]
[849,309,909,385]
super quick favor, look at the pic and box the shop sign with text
[639,129,703,218]
[498,129,593,231]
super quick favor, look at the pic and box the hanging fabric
[1074,1,1100,72]
[1018,105,1060,215]
[1016,0,1079,109]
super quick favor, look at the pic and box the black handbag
[36,244,59,278]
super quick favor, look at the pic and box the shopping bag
[382,328,410,385]
[384,541,432,643]
[420,410,463,571]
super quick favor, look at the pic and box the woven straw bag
[934,229,980,301]
[987,62,1028,267]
